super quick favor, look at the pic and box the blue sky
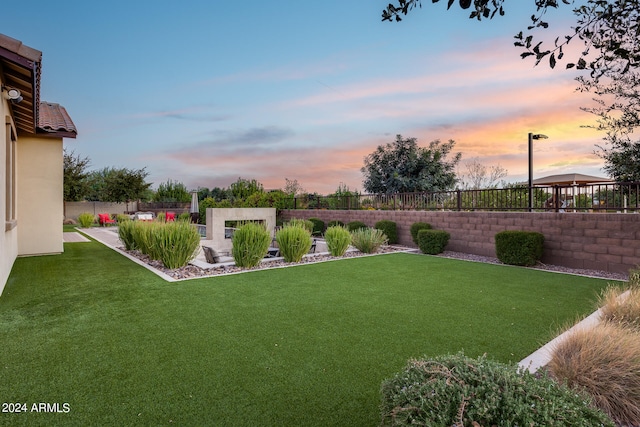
[6,1,605,194]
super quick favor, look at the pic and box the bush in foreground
[324,226,351,257]
[381,353,614,427]
[547,322,640,425]
[495,230,544,266]
[154,221,201,269]
[232,222,270,268]
[409,222,431,245]
[417,229,450,255]
[350,227,387,254]
[375,220,398,244]
[276,224,312,263]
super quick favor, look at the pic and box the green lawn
[0,240,619,426]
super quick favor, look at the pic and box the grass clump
[154,221,201,269]
[350,227,388,254]
[117,219,138,250]
[77,212,95,228]
[417,229,450,255]
[375,220,398,244]
[231,222,270,267]
[276,224,312,263]
[598,284,640,331]
[324,226,351,257]
[381,352,614,427]
[410,222,431,245]
[547,322,640,426]
[286,218,314,233]
[495,230,544,266]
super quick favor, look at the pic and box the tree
[154,179,191,202]
[229,177,264,201]
[382,1,640,78]
[87,167,151,203]
[63,149,91,201]
[284,178,306,196]
[580,70,640,181]
[458,158,508,189]
[361,135,461,194]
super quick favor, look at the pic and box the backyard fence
[287,182,640,213]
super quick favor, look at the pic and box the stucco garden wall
[280,210,640,274]
[205,208,276,255]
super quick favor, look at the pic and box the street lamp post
[528,133,549,212]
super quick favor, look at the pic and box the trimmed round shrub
[276,224,312,263]
[77,212,95,228]
[350,227,388,254]
[417,229,450,255]
[346,220,367,232]
[409,222,432,245]
[375,220,398,244]
[308,217,325,236]
[327,220,345,228]
[324,226,351,257]
[381,353,615,427]
[232,222,271,268]
[495,230,544,266]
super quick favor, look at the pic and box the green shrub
[116,214,131,223]
[381,352,615,427]
[231,222,271,268]
[77,212,95,228]
[350,227,388,254]
[154,221,201,269]
[327,220,344,228]
[375,220,398,244]
[276,225,312,263]
[495,230,544,266]
[308,217,325,236]
[346,220,367,232]
[409,222,432,245]
[178,212,191,222]
[417,229,450,255]
[117,220,137,251]
[157,212,166,222]
[324,226,351,257]
[287,218,314,233]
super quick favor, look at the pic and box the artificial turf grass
[0,242,620,426]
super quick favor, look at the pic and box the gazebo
[532,173,613,186]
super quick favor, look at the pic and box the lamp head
[2,86,23,103]
[532,134,548,140]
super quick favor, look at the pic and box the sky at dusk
[5,1,608,194]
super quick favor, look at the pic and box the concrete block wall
[280,210,640,274]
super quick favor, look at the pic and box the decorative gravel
[121,246,629,282]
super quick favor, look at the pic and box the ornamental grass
[350,227,388,254]
[324,226,351,257]
[231,222,270,268]
[276,224,312,263]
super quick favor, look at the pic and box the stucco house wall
[0,33,77,295]
[17,135,64,255]
[1,102,19,292]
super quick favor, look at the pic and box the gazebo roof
[532,173,613,186]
